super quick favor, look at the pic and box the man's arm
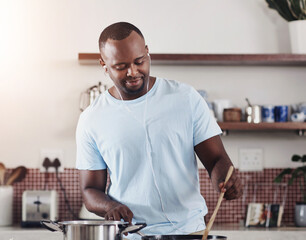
[194,135,243,200]
[79,169,133,222]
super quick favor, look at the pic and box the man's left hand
[218,169,243,200]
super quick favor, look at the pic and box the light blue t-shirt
[76,78,222,236]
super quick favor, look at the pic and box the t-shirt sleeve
[189,88,222,146]
[75,114,107,170]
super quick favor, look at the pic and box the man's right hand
[104,202,134,223]
[79,169,134,224]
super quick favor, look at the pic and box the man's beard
[122,77,146,95]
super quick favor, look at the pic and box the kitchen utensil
[5,166,27,185]
[245,98,252,107]
[41,220,147,240]
[142,235,226,240]
[202,166,234,240]
[0,162,5,185]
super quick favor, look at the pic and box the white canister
[0,186,13,226]
[245,105,262,123]
[213,99,232,122]
[289,20,306,54]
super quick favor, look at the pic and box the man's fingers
[121,209,131,223]
[224,172,237,188]
[105,214,114,221]
[105,204,133,223]
[113,212,122,221]
[224,178,243,200]
[218,170,243,200]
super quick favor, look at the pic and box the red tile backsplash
[10,168,301,226]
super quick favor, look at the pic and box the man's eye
[135,60,144,65]
[115,65,126,70]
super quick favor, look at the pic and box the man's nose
[127,64,138,77]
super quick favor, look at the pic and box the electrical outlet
[40,149,64,172]
[239,148,263,172]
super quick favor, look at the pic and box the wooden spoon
[5,166,27,185]
[202,166,234,240]
[0,162,5,185]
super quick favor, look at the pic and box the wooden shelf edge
[218,122,306,131]
[78,53,306,66]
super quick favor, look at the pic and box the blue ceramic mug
[274,105,288,122]
[262,105,275,122]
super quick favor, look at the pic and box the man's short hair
[98,22,144,51]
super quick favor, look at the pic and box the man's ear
[99,58,107,72]
[145,45,149,54]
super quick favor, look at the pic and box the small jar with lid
[223,108,242,122]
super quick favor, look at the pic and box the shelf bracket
[297,129,305,137]
[221,130,228,136]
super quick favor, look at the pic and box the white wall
[0,0,305,169]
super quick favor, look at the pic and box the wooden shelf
[78,53,306,66]
[218,122,306,136]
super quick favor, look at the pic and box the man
[76,22,242,237]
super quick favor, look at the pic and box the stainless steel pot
[41,220,146,240]
[141,235,226,240]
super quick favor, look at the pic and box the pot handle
[40,220,63,232]
[121,222,147,235]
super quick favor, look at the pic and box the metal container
[80,82,106,111]
[41,220,146,240]
[141,235,227,240]
[295,203,306,227]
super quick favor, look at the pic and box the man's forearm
[82,187,120,216]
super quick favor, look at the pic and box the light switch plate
[239,148,263,172]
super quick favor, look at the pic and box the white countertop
[1,224,306,240]
[212,223,306,231]
[210,223,306,240]
[0,225,62,240]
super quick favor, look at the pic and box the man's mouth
[125,78,142,87]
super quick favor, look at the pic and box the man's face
[100,31,150,100]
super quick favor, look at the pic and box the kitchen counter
[1,224,306,240]
[0,225,62,240]
[212,223,306,231]
[210,223,306,240]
